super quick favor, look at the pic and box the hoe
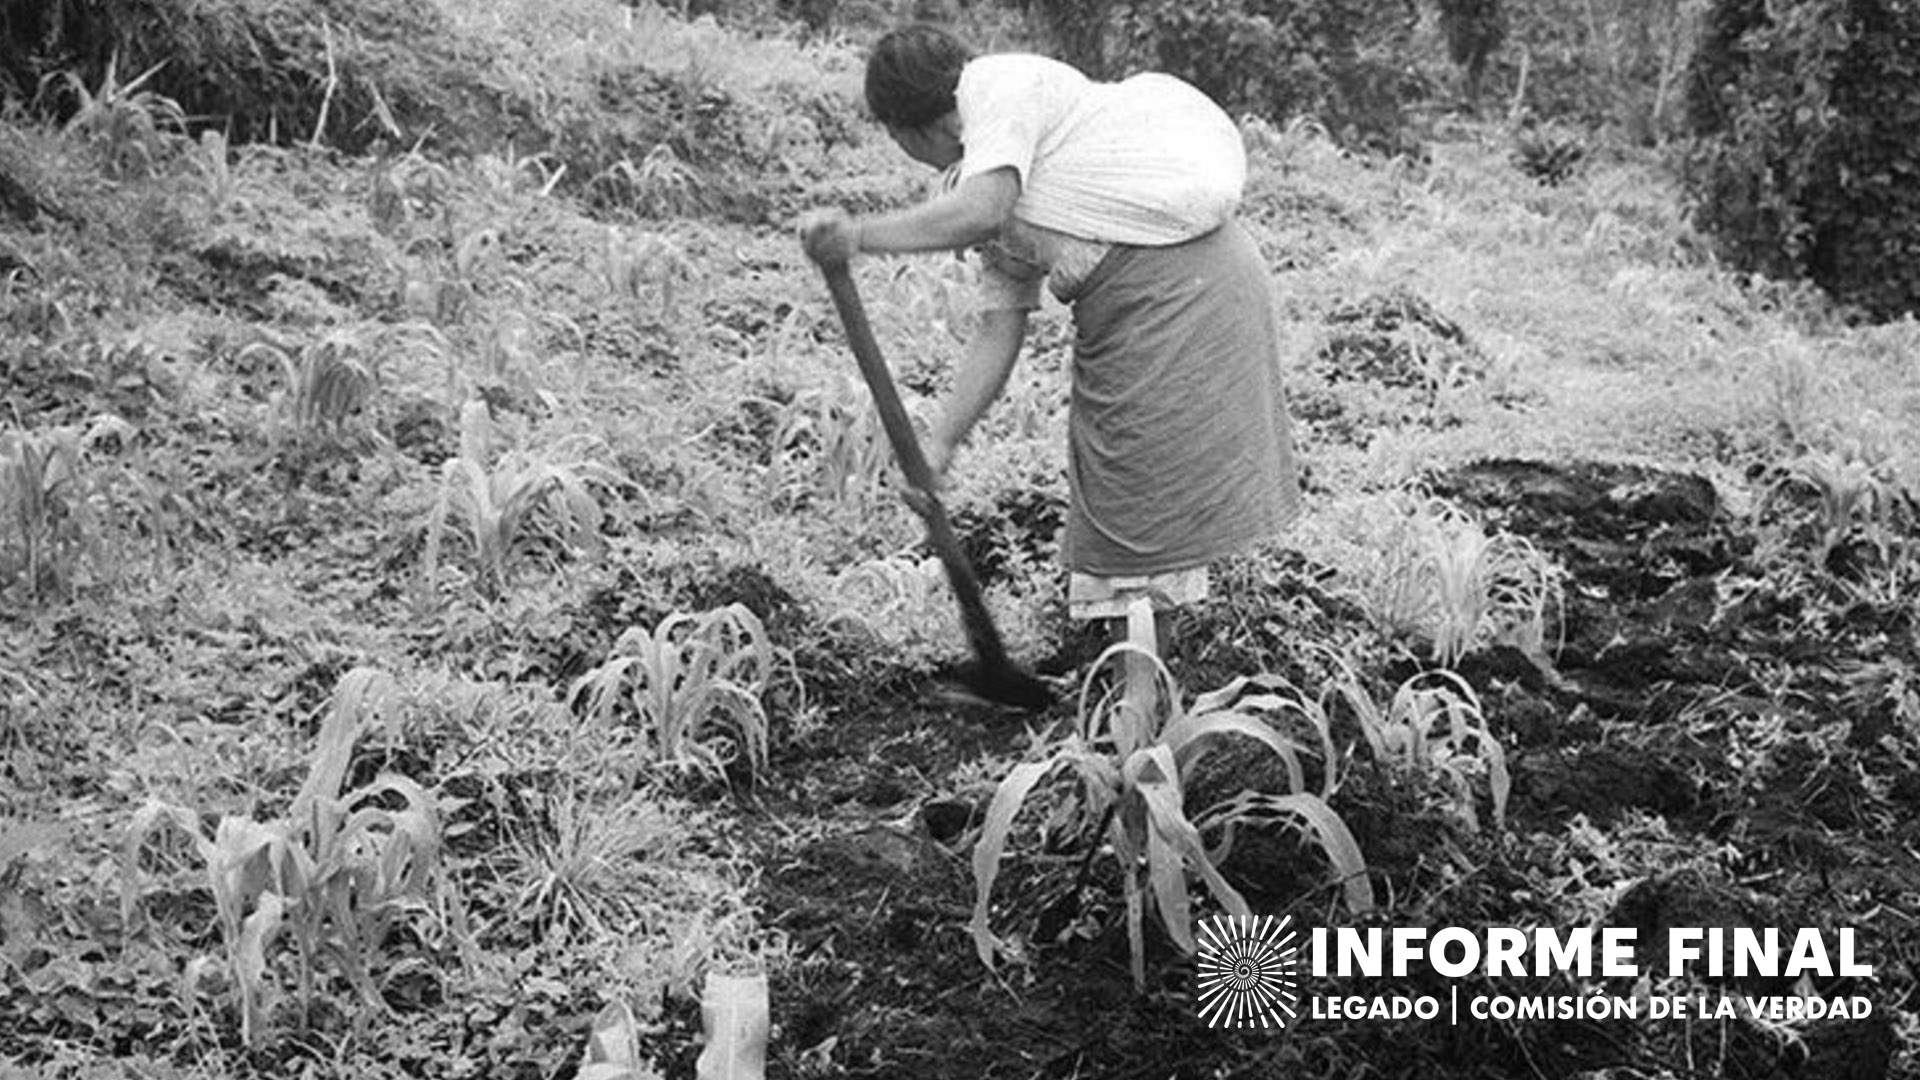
[810,254,1054,712]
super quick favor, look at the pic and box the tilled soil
[733,458,1918,1080]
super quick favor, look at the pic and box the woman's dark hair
[865,24,973,128]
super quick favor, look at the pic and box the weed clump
[1,0,851,222]
[4,0,525,154]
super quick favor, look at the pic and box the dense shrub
[1019,0,1425,151]
[1436,0,1506,109]
[1683,0,1920,320]
[1481,0,1701,140]
[1017,0,1112,77]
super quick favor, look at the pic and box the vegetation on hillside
[3,1,1918,1078]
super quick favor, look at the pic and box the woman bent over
[800,24,1300,631]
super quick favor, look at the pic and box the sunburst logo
[1196,914,1301,1029]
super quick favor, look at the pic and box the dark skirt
[1063,220,1300,576]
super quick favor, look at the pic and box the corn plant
[970,645,1373,988]
[400,218,502,327]
[886,257,976,346]
[756,111,825,177]
[1324,655,1510,834]
[593,144,701,217]
[1353,498,1562,666]
[569,604,773,781]
[604,227,692,319]
[191,129,239,210]
[285,335,376,434]
[242,331,379,451]
[765,378,893,510]
[421,402,626,596]
[50,54,185,179]
[1767,445,1915,568]
[368,151,454,235]
[122,668,449,1046]
[1763,344,1823,450]
[1,425,86,600]
[474,145,568,202]
[824,554,955,657]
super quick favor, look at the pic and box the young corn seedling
[1423,504,1560,664]
[1,425,87,601]
[51,53,186,179]
[1,427,79,597]
[1763,344,1824,451]
[242,331,380,453]
[593,144,702,217]
[765,376,893,510]
[886,257,976,346]
[1325,654,1510,834]
[824,554,956,660]
[122,668,449,1046]
[604,227,692,320]
[1767,443,1915,569]
[474,145,567,202]
[367,150,454,235]
[286,335,375,433]
[1354,498,1562,666]
[421,402,626,597]
[192,129,239,210]
[400,217,504,327]
[569,604,773,782]
[970,644,1373,989]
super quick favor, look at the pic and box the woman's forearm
[929,306,1028,473]
[859,169,1021,255]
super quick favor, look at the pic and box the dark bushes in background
[1437,0,1506,110]
[1481,0,1700,141]
[1683,0,1920,321]
[1021,0,1426,151]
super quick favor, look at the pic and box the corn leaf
[1127,746,1250,954]
[969,755,1069,968]
[121,800,213,925]
[1075,641,1179,753]
[1162,710,1313,797]
[235,890,286,1048]
[1197,791,1375,915]
[295,666,394,817]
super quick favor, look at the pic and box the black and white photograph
[2,0,1916,1076]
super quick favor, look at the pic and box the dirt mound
[1318,287,1487,392]
[1432,458,1919,843]
[1431,459,1746,716]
